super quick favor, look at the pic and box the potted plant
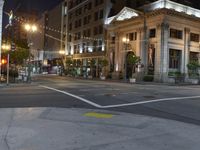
[187,61,200,84]
[127,54,141,83]
[99,58,109,80]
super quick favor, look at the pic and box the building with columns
[106,0,200,83]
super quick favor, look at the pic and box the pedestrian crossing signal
[11,43,16,51]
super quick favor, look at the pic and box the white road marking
[40,85,200,109]
[40,85,102,108]
[101,96,200,108]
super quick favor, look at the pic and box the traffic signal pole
[6,53,9,85]
[0,51,1,81]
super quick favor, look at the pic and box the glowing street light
[2,44,11,51]
[59,50,65,55]
[122,37,130,43]
[24,23,38,32]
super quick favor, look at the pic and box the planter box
[88,75,93,79]
[187,78,199,84]
[100,76,106,80]
[130,78,136,83]
[168,77,175,84]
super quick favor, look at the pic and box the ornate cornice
[147,8,200,23]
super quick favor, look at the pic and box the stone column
[155,22,169,82]
[139,27,148,72]
[183,28,190,77]
[155,24,162,81]
[162,22,169,81]
[111,32,121,79]
[136,28,141,57]
[116,32,123,73]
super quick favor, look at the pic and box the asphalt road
[1,75,200,126]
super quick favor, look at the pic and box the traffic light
[1,59,7,65]
[11,42,16,51]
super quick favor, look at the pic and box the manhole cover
[104,93,116,97]
[143,96,155,99]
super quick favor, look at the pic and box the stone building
[106,0,200,83]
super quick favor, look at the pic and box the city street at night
[2,0,200,149]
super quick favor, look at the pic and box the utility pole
[24,23,38,82]
[6,52,9,85]
[0,0,5,82]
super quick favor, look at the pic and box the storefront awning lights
[144,0,200,18]
[116,10,138,21]
[105,7,139,25]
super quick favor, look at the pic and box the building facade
[62,0,143,77]
[43,3,63,60]
[106,0,200,83]
[30,1,66,73]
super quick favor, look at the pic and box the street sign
[9,10,13,26]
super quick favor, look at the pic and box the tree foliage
[127,54,141,66]
[99,58,108,67]
[2,39,30,65]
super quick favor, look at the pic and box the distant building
[30,1,67,73]
[30,13,45,63]
[106,0,200,83]
[44,3,63,60]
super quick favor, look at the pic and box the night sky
[4,0,63,12]
[3,0,63,27]
[2,0,200,26]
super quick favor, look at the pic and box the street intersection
[1,75,200,149]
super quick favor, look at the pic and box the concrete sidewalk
[0,108,200,150]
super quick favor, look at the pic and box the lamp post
[24,23,37,82]
[122,37,130,82]
[2,43,11,85]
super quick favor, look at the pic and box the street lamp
[59,50,65,55]
[1,43,11,85]
[122,37,130,81]
[24,23,38,82]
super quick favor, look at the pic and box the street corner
[1,107,200,150]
